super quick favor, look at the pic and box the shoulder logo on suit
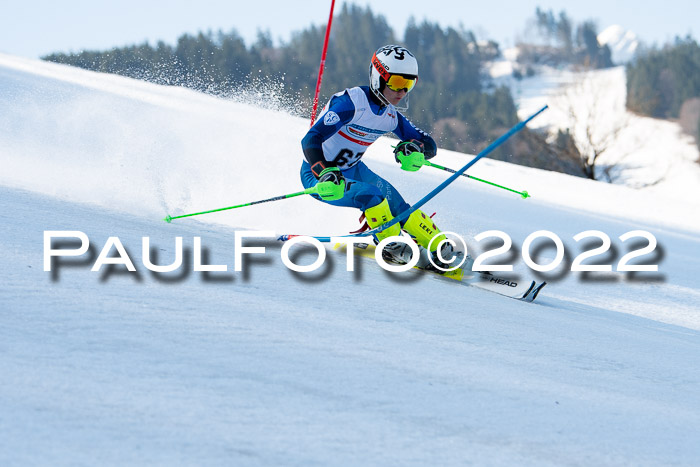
[324,111,340,125]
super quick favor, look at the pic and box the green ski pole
[164,186,318,223]
[423,160,530,199]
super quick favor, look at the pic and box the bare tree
[553,70,660,184]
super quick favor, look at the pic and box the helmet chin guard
[369,45,418,111]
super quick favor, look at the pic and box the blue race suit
[300,86,436,217]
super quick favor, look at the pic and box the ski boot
[401,209,471,272]
[365,199,424,265]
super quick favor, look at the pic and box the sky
[1,0,698,59]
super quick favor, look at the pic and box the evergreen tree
[575,21,613,68]
[520,9,611,68]
[556,12,574,56]
[322,4,394,99]
[626,37,700,118]
[534,7,556,45]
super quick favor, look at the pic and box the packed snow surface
[2,53,700,466]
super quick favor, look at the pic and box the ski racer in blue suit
[301,85,436,214]
[300,44,458,269]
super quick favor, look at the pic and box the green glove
[316,167,346,201]
[394,140,426,172]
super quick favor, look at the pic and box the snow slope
[2,53,700,466]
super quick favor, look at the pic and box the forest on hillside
[43,6,528,161]
[44,4,695,176]
[625,37,700,149]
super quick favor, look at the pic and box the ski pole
[423,160,530,198]
[164,187,318,223]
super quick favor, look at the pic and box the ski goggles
[385,74,417,93]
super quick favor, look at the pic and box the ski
[520,281,548,303]
[333,242,546,302]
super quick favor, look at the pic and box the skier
[300,44,462,270]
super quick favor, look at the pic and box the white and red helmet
[369,45,419,108]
